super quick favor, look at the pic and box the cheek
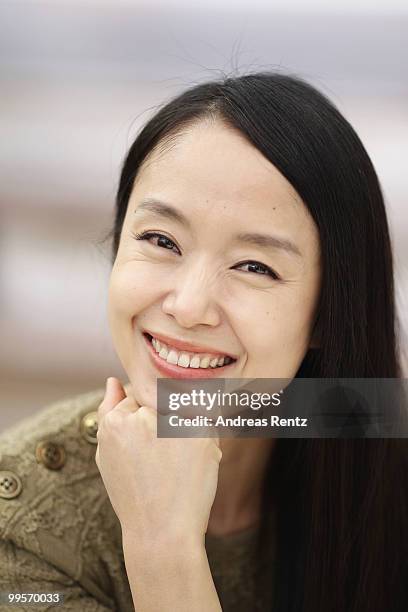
[108,262,157,323]
[107,264,159,371]
[248,308,293,356]
[240,290,316,361]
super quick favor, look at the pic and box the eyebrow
[235,231,302,258]
[135,198,191,229]
[134,198,303,258]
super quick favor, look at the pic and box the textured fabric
[206,522,276,611]
[0,389,276,611]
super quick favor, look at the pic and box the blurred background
[1,0,407,429]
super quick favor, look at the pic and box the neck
[207,437,275,537]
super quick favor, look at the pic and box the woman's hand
[95,377,222,553]
[95,377,223,611]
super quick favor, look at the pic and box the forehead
[130,120,319,254]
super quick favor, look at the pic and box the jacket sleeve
[0,540,114,612]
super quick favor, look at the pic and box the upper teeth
[151,337,232,369]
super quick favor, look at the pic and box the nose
[161,262,222,328]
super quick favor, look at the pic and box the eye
[131,232,280,280]
[234,261,280,280]
[131,231,180,254]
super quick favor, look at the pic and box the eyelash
[131,231,281,280]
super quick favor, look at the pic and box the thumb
[98,377,127,420]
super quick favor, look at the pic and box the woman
[0,72,407,611]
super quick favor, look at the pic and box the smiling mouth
[143,333,237,370]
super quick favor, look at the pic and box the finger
[98,377,127,420]
[114,395,142,415]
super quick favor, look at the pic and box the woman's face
[108,120,321,408]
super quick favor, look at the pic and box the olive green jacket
[0,389,276,612]
[0,388,134,611]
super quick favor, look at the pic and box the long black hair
[112,73,408,611]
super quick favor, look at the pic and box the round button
[0,471,22,499]
[81,411,99,444]
[35,441,66,470]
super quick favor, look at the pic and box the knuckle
[137,405,153,421]
[104,410,120,428]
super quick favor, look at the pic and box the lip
[142,329,238,360]
[143,332,237,379]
